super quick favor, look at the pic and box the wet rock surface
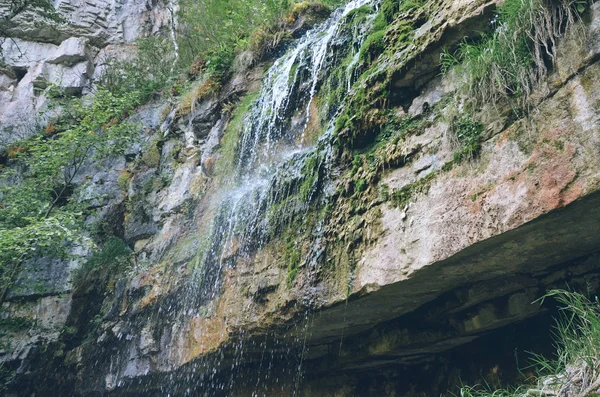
[1,0,600,396]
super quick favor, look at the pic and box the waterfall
[174,0,381,392]
[183,0,380,311]
[168,0,180,74]
[237,0,376,175]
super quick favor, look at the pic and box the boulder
[48,37,89,66]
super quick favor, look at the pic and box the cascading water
[168,0,381,394]
[237,0,377,174]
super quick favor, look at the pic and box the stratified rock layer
[0,0,173,144]
[1,0,600,396]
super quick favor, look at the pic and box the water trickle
[184,0,380,313]
[237,0,376,174]
[160,0,381,393]
[168,0,180,74]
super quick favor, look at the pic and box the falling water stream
[164,0,380,394]
[191,0,378,307]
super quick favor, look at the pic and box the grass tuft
[442,0,591,110]
[460,290,600,397]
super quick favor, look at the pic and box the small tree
[0,89,141,306]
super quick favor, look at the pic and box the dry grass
[176,78,221,117]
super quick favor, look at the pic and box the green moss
[355,178,367,193]
[399,0,425,13]
[299,153,322,203]
[0,317,36,334]
[141,138,162,169]
[391,172,436,208]
[441,161,455,172]
[553,140,565,151]
[345,4,372,20]
[117,170,132,192]
[452,116,484,162]
[285,237,302,287]
[380,0,399,24]
[215,91,260,179]
[379,183,389,201]
[382,21,414,58]
[288,62,299,84]
[359,29,387,64]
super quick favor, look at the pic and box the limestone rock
[48,37,89,66]
[0,0,175,143]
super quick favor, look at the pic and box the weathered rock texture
[2,0,600,396]
[0,0,174,144]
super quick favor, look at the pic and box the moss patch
[452,116,484,163]
[215,90,261,179]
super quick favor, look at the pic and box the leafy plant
[100,37,177,101]
[0,89,141,305]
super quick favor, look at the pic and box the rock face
[2,0,600,396]
[0,0,174,145]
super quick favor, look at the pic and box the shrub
[140,139,162,169]
[117,170,133,192]
[0,89,141,304]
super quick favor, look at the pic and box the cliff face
[2,0,600,396]
[0,0,174,144]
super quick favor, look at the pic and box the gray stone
[48,37,89,66]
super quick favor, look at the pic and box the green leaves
[0,214,86,291]
[0,88,141,300]
[100,37,177,101]
[4,0,62,21]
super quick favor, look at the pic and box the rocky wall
[2,0,600,395]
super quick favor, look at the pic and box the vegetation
[215,91,261,179]
[459,290,600,397]
[0,0,350,304]
[451,115,485,162]
[71,236,131,293]
[334,0,424,149]
[299,153,323,202]
[441,0,593,110]
[391,172,436,208]
[177,0,342,78]
[284,236,302,287]
[0,0,62,35]
[99,38,178,102]
[0,89,142,305]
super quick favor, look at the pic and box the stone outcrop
[2,0,600,396]
[0,0,174,145]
